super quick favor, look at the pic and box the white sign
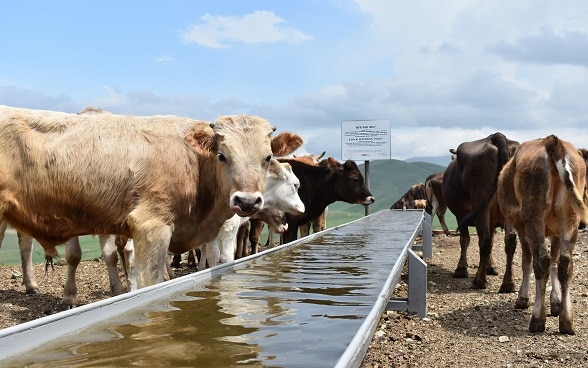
[341,120,391,161]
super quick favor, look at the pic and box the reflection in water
[3,211,421,368]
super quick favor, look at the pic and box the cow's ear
[185,124,218,157]
[326,157,343,172]
[266,158,281,179]
[271,132,304,156]
[343,160,358,172]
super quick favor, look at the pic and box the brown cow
[498,135,588,334]
[442,132,519,289]
[424,172,451,235]
[390,183,427,210]
[0,105,285,291]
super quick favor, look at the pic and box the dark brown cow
[498,135,588,334]
[294,151,328,237]
[442,132,519,289]
[280,157,375,244]
[424,172,451,235]
[0,106,284,290]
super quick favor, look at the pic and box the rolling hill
[326,159,450,227]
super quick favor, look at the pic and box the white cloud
[156,55,173,62]
[181,10,313,48]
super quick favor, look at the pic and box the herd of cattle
[1,104,587,336]
[392,131,588,335]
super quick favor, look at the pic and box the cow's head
[324,157,375,206]
[188,115,275,217]
[264,159,305,215]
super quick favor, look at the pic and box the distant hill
[328,159,445,219]
[405,155,451,167]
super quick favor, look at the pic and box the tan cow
[0,105,285,290]
[498,135,588,334]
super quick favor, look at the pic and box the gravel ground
[1,232,588,367]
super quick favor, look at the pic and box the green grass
[0,231,103,266]
[0,158,458,266]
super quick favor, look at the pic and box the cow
[497,135,588,334]
[171,156,305,268]
[442,132,519,289]
[294,151,328,238]
[0,105,289,292]
[390,183,427,210]
[279,157,375,244]
[243,151,330,255]
[424,172,451,235]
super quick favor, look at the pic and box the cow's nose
[231,191,264,216]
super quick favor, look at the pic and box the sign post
[341,120,391,215]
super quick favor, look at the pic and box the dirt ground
[1,232,588,367]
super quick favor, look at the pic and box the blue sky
[2,1,588,161]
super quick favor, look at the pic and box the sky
[2,0,588,162]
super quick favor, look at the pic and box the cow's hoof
[559,320,576,335]
[498,282,514,293]
[170,261,181,269]
[515,297,529,309]
[471,279,488,289]
[550,303,561,317]
[485,266,499,276]
[187,261,197,269]
[26,288,41,295]
[529,316,546,333]
[453,267,468,278]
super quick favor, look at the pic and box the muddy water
[4,210,422,368]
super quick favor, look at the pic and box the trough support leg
[387,249,428,318]
[412,211,433,259]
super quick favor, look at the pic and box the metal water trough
[0,209,431,367]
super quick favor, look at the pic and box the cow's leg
[98,234,126,296]
[549,236,562,317]
[219,216,242,263]
[123,239,137,292]
[313,209,327,233]
[499,224,518,293]
[529,227,550,333]
[239,224,251,257]
[170,254,182,268]
[472,229,495,289]
[557,230,577,335]
[437,209,450,235]
[129,218,171,288]
[198,244,207,270]
[247,221,261,255]
[15,230,39,294]
[204,240,220,268]
[249,219,265,248]
[299,222,311,238]
[453,228,470,278]
[187,250,197,268]
[515,232,532,309]
[62,237,82,308]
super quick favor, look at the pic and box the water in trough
[3,210,422,367]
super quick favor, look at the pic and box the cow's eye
[265,154,272,163]
[218,152,227,162]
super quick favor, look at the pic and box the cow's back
[0,106,206,244]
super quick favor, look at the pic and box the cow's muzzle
[361,196,375,206]
[230,191,264,217]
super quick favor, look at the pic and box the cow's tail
[545,135,588,225]
[457,132,512,231]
